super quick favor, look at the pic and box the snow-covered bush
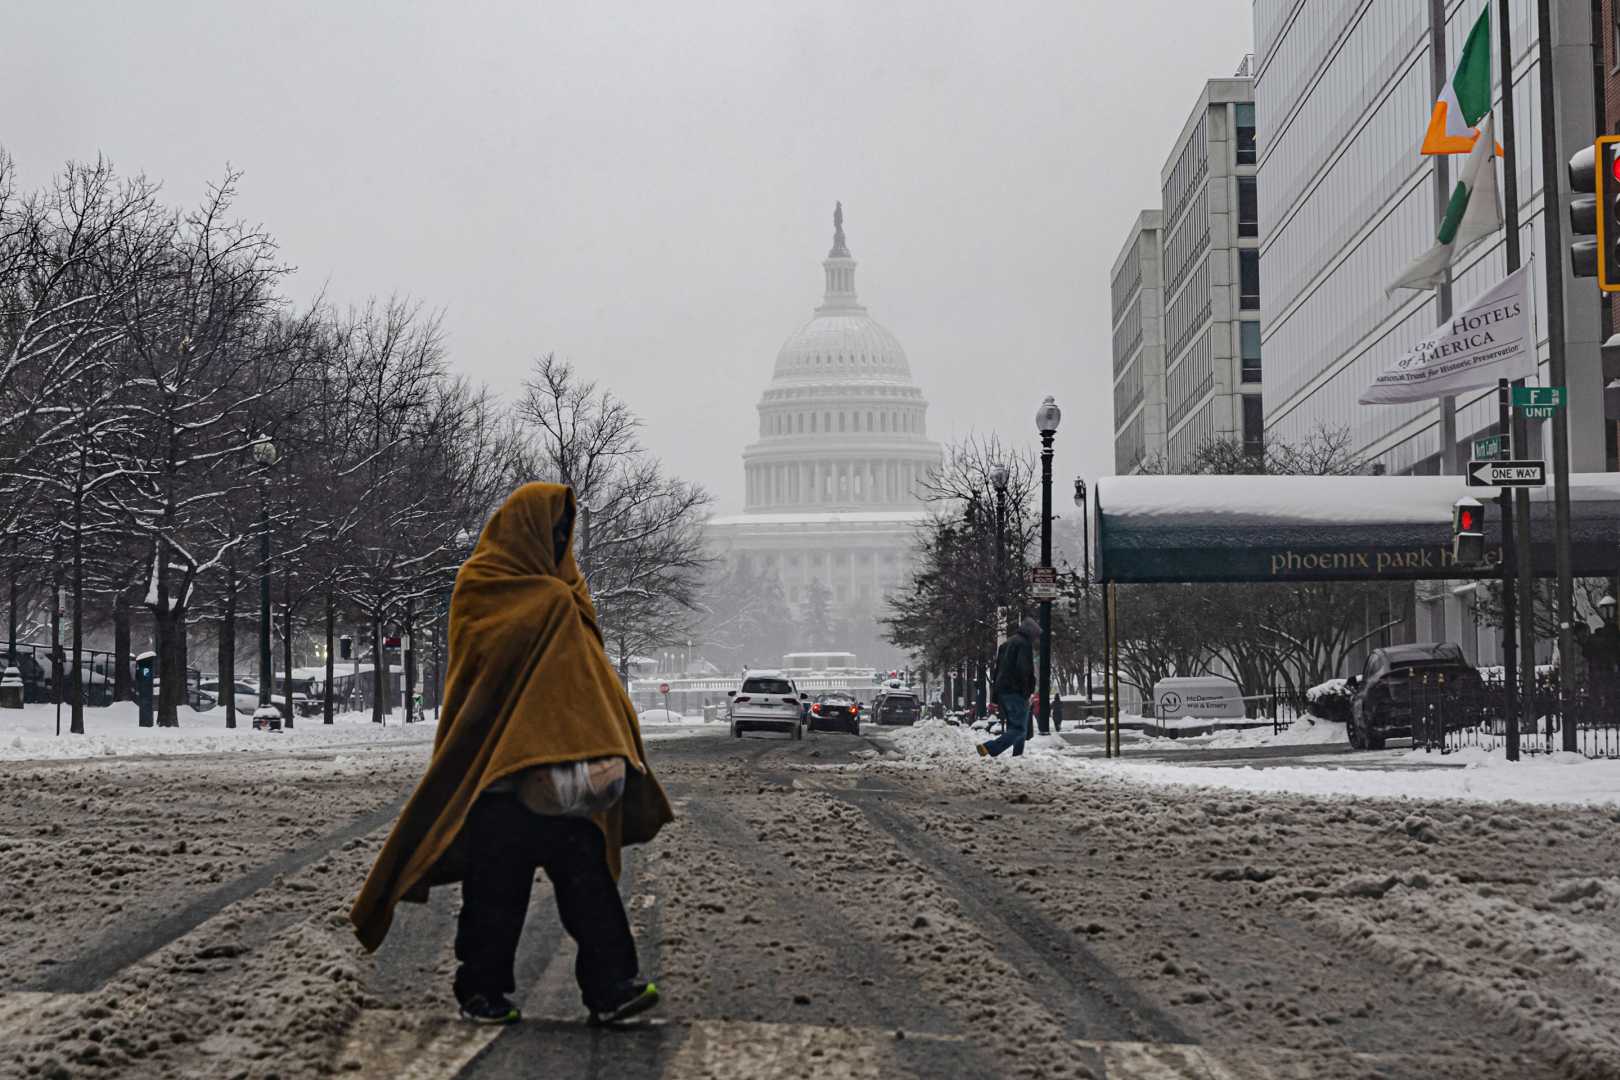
[1305,678,1352,723]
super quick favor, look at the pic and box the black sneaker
[459,993,521,1025]
[587,981,660,1027]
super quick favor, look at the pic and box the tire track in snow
[30,793,408,993]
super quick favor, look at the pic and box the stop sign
[658,682,670,695]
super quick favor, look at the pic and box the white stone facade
[708,207,941,618]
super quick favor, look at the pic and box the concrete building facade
[1111,211,1166,473]
[1162,76,1264,470]
[1111,72,1261,473]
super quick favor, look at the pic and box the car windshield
[742,678,793,695]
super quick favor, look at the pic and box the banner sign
[1360,266,1533,404]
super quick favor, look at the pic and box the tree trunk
[176,606,188,724]
[49,563,61,710]
[323,590,335,725]
[435,599,448,719]
[371,613,385,724]
[282,577,295,730]
[113,595,131,703]
[70,486,84,735]
[5,544,15,670]
[403,597,416,724]
[154,611,181,727]
[221,577,236,729]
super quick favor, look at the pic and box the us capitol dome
[707,204,942,644]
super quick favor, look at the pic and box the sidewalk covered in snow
[1093,473,1620,584]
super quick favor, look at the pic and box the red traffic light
[1612,154,1620,184]
[1459,508,1476,531]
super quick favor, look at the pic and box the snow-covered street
[3,722,1619,1079]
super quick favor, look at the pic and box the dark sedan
[1347,642,1482,749]
[809,692,861,734]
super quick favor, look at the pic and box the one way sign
[1467,459,1546,487]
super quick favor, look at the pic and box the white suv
[727,671,806,740]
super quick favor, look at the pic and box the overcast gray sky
[8,1,1252,512]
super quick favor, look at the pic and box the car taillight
[811,703,821,713]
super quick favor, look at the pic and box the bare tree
[517,355,712,676]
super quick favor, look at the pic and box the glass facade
[1252,0,1599,475]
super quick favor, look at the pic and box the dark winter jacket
[993,621,1037,698]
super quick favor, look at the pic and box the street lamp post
[253,438,279,710]
[1035,396,1061,737]
[1073,477,1090,703]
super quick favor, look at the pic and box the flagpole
[1430,0,1460,475]
[1497,0,1531,761]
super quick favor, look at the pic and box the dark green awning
[1094,474,1620,584]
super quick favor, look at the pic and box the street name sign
[1029,565,1060,601]
[1472,434,1506,459]
[1511,385,1565,419]
[1467,459,1547,487]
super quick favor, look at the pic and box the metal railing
[1407,670,1620,758]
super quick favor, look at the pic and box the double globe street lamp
[1034,396,1061,737]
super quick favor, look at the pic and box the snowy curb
[868,719,1620,809]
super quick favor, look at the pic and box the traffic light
[1452,497,1485,564]
[339,635,353,661]
[1568,137,1620,290]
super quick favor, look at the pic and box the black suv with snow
[1346,642,1481,749]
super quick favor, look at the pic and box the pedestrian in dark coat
[979,617,1039,758]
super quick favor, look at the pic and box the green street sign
[1472,434,1506,459]
[1511,385,1565,419]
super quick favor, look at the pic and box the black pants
[453,794,639,1011]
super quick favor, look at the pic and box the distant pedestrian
[350,483,673,1028]
[979,616,1039,758]
[1051,692,1064,732]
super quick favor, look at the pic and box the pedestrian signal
[1452,497,1485,564]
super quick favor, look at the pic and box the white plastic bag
[516,757,626,817]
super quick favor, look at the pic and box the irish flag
[1421,6,1492,154]
[1387,114,1502,293]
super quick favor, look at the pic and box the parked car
[1346,642,1482,750]
[10,654,116,706]
[872,687,921,726]
[727,671,806,739]
[200,680,261,715]
[152,677,217,711]
[809,692,860,735]
[273,676,323,718]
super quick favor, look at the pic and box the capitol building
[707,205,941,648]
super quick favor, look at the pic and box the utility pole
[1537,0,1578,752]
[1498,0,1527,760]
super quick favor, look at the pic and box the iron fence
[1407,670,1620,758]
